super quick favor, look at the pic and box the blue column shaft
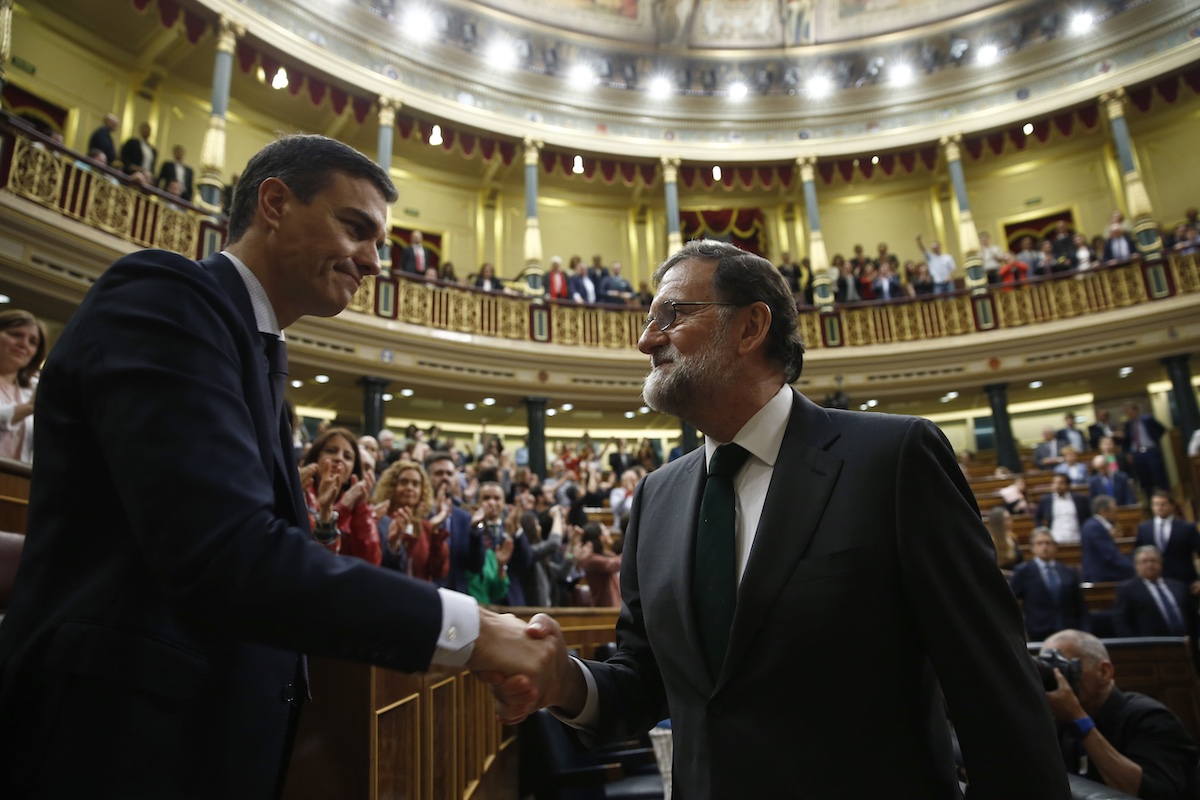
[665,180,680,236]
[525,162,538,219]
[802,178,821,233]
[1109,115,1136,174]
[948,158,971,214]
[377,124,393,170]
[210,49,233,118]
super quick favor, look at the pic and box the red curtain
[679,209,767,256]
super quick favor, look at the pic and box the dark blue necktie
[1043,563,1061,598]
[1153,582,1186,635]
[261,333,287,422]
[694,443,751,679]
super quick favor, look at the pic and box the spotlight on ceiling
[1028,380,1043,389]
[486,40,518,70]
[572,155,584,174]
[314,374,330,384]
[546,408,557,416]
[712,165,722,181]
[271,67,289,90]
[560,403,574,412]
[382,393,393,401]
[568,63,595,88]
[403,7,436,39]
[1118,366,1134,378]
[805,75,832,98]
[890,63,914,86]
[428,124,443,146]
[648,76,673,98]
[625,411,636,419]
[291,379,303,389]
[482,397,497,406]
[728,82,748,100]
[977,44,1000,66]
[1069,12,1094,34]
[400,388,415,397]
[1023,122,1034,135]
[465,403,476,411]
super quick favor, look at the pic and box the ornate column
[984,383,1022,473]
[198,17,244,210]
[1163,354,1200,445]
[376,98,399,274]
[1102,89,1161,255]
[940,133,985,292]
[797,157,833,309]
[525,396,548,480]
[0,0,14,94]
[661,157,682,255]
[523,138,543,265]
[358,376,391,438]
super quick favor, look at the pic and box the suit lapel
[718,391,843,688]
[201,254,306,528]
[655,448,708,681]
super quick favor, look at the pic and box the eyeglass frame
[643,300,740,332]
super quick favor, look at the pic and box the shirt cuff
[549,656,599,732]
[431,588,479,667]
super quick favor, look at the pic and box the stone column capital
[796,156,816,183]
[660,156,680,184]
[216,17,245,54]
[940,133,963,162]
[1101,88,1127,120]
[523,137,542,166]
[377,97,400,127]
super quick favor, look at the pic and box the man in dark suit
[1136,492,1200,591]
[496,239,1069,798]
[1033,425,1065,470]
[1081,495,1135,583]
[598,261,633,305]
[1089,455,1134,505]
[1010,528,1088,641]
[0,135,559,797]
[1058,412,1086,452]
[1124,403,1169,495]
[86,112,118,166]
[156,144,195,201]
[1101,222,1138,263]
[608,438,635,476]
[398,229,429,275]
[1114,546,1196,639]
[569,260,597,304]
[1036,473,1091,543]
[119,120,157,177]
[425,451,484,595]
[1088,408,1118,451]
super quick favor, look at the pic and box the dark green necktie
[694,443,751,678]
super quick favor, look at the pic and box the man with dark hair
[425,451,484,595]
[0,134,563,797]
[495,238,1068,797]
[156,144,195,202]
[1136,492,1200,591]
[1081,495,1135,583]
[86,112,119,166]
[119,120,157,175]
[1036,472,1091,544]
[1042,629,1198,799]
[1010,528,1088,642]
[1124,403,1169,495]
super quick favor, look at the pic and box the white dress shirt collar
[704,383,792,469]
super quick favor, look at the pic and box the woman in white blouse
[0,310,45,464]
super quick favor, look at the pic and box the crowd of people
[282,425,664,610]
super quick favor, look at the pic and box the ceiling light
[291,379,303,389]
[860,403,869,411]
[806,75,832,98]
[382,393,393,401]
[546,408,557,417]
[639,406,650,414]
[465,402,477,411]
[314,374,330,384]
[977,44,999,66]
[400,388,415,397]
[1069,12,1093,34]
[712,165,722,181]
[404,8,436,39]
[871,155,879,165]
[648,76,672,98]
[482,397,496,406]
[271,67,289,91]
[890,63,914,86]
[1119,366,1133,378]
[940,396,952,404]
[486,40,518,70]
[728,82,748,100]
[560,403,574,411]
[572,155,584,174]
[946,391,959,400]
[1023,122,1034,135]
[568,64,595,88]
[428,124,443,146]
[1028,380,1043,389]
[867,399,878,408]
[625,411,636,419]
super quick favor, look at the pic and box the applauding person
[301,427,382,564]
[373,460,450,582]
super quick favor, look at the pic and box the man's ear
[257,177,289,232]
[736,301,773,357]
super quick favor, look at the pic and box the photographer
[1040,630,1198,799]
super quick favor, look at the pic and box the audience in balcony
[1050,220,1075,268]
[1009,528,1087,642]
[915,232,956,293]
[546,255,570,299]
[1113,546,1194,640]
[979,231,1005,284]
[370,460,448,581]
[907,261,934,296]
[1036,473,1091,544]
[118,121,156,177]
[833,255,861,302]
[0,310,45,464]
[998,251,1030,287]
[599,261,634,305]
[1038,239,1062,275]
[1135,492,1200,592]
[776,251,801,293]
[300,427,383,565]
[1175,227,1200,255]
[474,262,502,292]
[398,230,428,275]
[570,259,598,304]
[86,112,119,166]
[1015,235,1043,272]
[1072,232,1097,272]
[156,144,194,202]
[873,261,902,300]
[1080,495,1135,583]
[1102,222,1138,263]
[1089,455,1134,506]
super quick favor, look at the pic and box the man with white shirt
[1036,473,1091,544]
[1102,223,1138,263]
[569,259,597,304]
[1114,546,1195,640]
[0,135,561,797]
[1081,495,1135,583]
[1135,492,1200,593]
[398,230,428,275]
[1059,412,1087,452]
[119,120,157,177]
[156,144,195,202]
[916,232,957,294]
[493,238,1068,798]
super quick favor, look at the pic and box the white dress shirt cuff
[431,588,479,667]
[549,656,600,734]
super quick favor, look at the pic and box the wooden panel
[377,693,421,800]
[0,457,31,535]
[429,676,457,800]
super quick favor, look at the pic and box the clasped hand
[467,610,581,725]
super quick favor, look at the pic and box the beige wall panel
[818,181,934,265]
[537,202,632,275]
[1131,97,1200,229]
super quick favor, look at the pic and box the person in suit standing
[494,239,1069,798]
[1124,403,1169,495]
[1101,222,1139,263]
[156,144,195,201]
[119,120,157,177]
[1135,492,1200,593]
[546,255,570,300]
[598,261,633,305]
[569,260,597,304]
[1058,413,1087,452]
[1081,495,1135,583]
[398,230,428,275]
[1114,546,1196,640]
[1089,408,1118,451]
[1010,528,1088,642]
[1034,425,1065,470]
[0,135,562,797]
[607,437,635,476]
[86,112,119,166]
[1089,455,1134,505]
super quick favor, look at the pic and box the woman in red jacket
[301,427,382,565]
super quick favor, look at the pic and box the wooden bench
[1012,505,1144,545]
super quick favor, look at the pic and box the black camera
[1033,648,1081,694]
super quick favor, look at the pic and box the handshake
[466,609,588,725]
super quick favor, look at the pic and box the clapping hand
[386,505,416,551]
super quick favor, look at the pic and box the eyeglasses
[643,300,738,332]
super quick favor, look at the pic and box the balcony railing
[3,112,1196,351]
